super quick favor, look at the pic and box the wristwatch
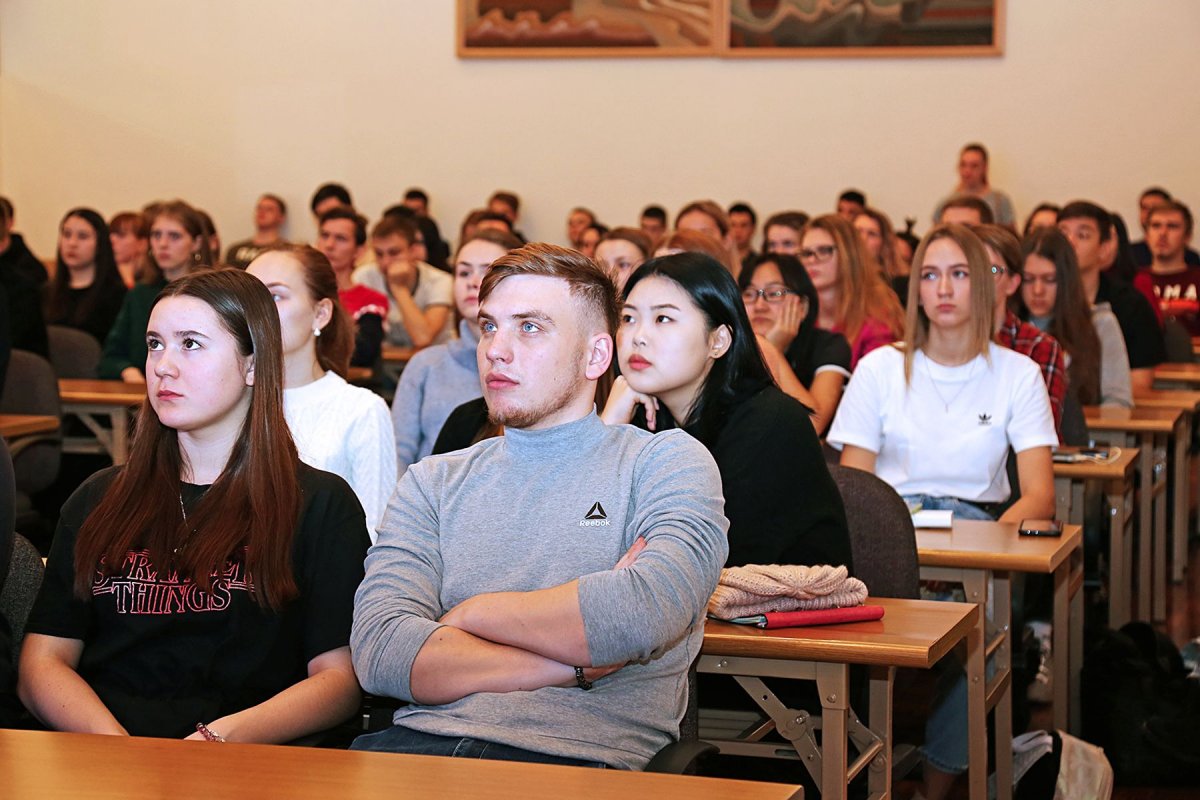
[574,666,593,691]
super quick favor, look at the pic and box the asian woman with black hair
[45,208,127,344]
[19,269,367,743]
[601,251,851,571]
[737,253,850,435]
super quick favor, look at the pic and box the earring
[313,327,322,338]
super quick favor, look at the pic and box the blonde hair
[804,214,903,345]
[903,223,995,384]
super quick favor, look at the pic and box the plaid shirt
[996,311,1066,442]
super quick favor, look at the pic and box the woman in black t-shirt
[738,253,851,435]
[20,269,368,743]
[601,251,851,572]
[44,208,127,345]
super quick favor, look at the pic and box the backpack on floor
[1080,622,1200,786]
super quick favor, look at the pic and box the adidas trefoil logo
[580,501,610,527]
[978,413,992,426]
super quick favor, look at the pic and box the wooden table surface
[703,596,977,669]
[1153,362,1200,385]
[58,378,146,406]
[0,729,803,800]
[1083,404,1182,433]
[915,519,1083,575]
[1134,387,1200,410]
[0,413,60,438]
[1052,445,1139,480]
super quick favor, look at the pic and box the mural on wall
[458,0,1002,58]
[458,0,718,57]
[726,0,1002,57]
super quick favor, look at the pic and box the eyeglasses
[741,284,795,304]
[799,245,837,262]
[990,263,1006,276]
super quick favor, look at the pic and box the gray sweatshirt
[351,412,728,769]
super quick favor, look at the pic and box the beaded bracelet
[196,722,226,742]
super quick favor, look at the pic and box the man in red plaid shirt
[978,226,1067,443]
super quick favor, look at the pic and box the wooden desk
[700,597,978,800]
[1153,362,1200,388]
[0,729,801,800]
[1084,405,1183,620]
[1133,388,1200,583]
[58,379,145,465]
[918,521,1084,741]
[0,413,60,439]
[1053,446,1138,626]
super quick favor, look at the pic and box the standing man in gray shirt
[351,243,729,769]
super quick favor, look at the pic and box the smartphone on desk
[1019,518,1063,537]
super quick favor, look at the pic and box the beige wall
[1,1,1197,257]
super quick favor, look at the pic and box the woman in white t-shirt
[828,223,1056,523]
[248,245,396,539]
[827,223,1056,800]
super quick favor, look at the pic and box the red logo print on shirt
[92,548,253,614]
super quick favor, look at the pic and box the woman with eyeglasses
[602,251,851,571]
[801,214,904,369]
[1015,227,1132,408]
[737,253,850,435]
[827,224,1056,800]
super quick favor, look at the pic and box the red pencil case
[724,605,885,629]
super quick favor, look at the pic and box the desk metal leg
[990,573,1013,800]
[816,663,850,800]
[1069,552,1084,735]
[1054,476,1073,525]
[1171,418,1189,584]
[1051,561,1070,733]
[964,610,988,800]
[110,410,129,465]
[867,666,894,800]
[1153,433,1169,621]
[1138,437,1154,620]
[1103,476,1133,628]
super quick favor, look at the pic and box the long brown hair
[903,224,996,385]
[74,270,302,610]
[805,214,904,345]
[1016,228,1102,405]
[263,244,353,379]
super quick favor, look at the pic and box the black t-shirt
[46,282,129,345]
[26,463,369,738]
[1096,272,1166,370]
[707,384,853,571]
[432,396,491,456]
[786,328,852,388]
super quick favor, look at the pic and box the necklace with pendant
[923,354,976,412]
[175,493,194,555]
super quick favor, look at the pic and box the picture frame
[457,0,720,58]
[721,0,1004,59]
[456,1,1003,59]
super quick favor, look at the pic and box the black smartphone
[1019,519,1063,537]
